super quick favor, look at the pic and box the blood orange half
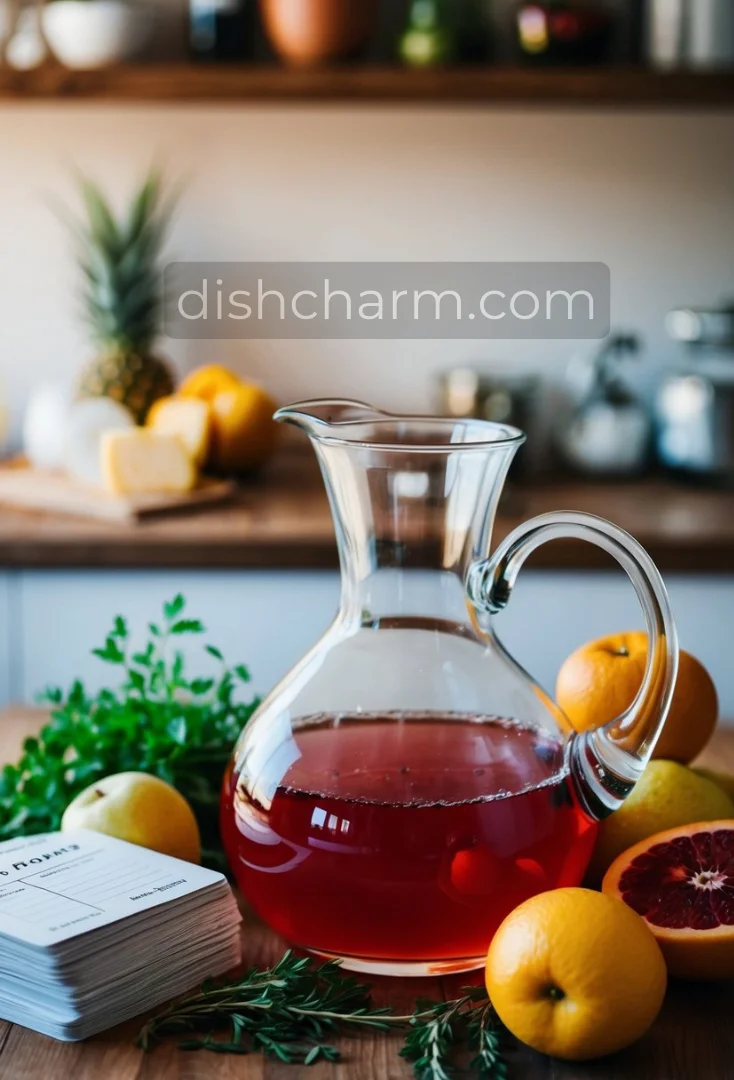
[603,820,734,980]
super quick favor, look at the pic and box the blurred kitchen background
[0,0,733,714]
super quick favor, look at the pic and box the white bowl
[42,0,153,69]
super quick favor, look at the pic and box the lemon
[588,760,734,884]
[61,772,201,864]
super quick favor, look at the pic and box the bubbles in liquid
[274,712,568,807]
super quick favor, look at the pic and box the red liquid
[221,714,597,965]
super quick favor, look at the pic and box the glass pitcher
[221,399,678,976]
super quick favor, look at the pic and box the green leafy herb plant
[0,595,258,869]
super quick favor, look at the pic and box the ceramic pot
[5,5,48,69]
[260,0,376,67]
[42,0,153,69]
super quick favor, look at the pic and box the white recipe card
[0,830,228,949]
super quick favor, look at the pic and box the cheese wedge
[146,395,212,468]
[101,430,196,495]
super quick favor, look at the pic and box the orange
[179,364,242,403]
[485,887,667,1061]
[556,632,718,764]
[210,384,279,473]
[603,821,734,980]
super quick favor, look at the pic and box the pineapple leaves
[126,170,163,247]
[80,178,122,261]
[68,168,179,358]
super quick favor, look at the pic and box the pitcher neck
[339,567,481,630]
[314,440,517,626]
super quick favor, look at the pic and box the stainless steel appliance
[556,334,652,478]
[665,305,734,348]
[656,303,734,482]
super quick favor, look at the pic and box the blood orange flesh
[603,820,734,980]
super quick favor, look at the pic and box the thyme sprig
[401,988,507,1080]
[138,951,508,1079]
[467,998,509,1079]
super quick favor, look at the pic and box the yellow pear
[61,772,200,864]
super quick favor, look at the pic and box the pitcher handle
[467,511,679,820]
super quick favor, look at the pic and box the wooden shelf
[1,63,734,106]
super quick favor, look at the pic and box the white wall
[1,107,734,440]
[10,569,734,720]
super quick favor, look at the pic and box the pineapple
[74,172,175,424]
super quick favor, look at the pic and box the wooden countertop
[0,706,732,1078]
[1,449,734,572]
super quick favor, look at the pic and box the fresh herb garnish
[0,595,258,870]
[465,997,508,1078]
[138,950,507,1079]
[402,989,508,1080]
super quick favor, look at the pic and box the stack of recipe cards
[0,829,242,1040]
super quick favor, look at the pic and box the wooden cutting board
[0,464,238,524]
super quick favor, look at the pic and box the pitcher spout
[274,399,392,439]
[276,398,527,455]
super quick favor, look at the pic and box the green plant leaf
[92,638,124,664]
[164,594,186,621]
[128,670,146,694]
[171,619,204,635]
[190,678,214,696]
[0,596,260,872]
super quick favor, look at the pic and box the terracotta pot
[260,0,376,67]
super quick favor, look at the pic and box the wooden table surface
[2,449,734,572]
[0,709,733,1079]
